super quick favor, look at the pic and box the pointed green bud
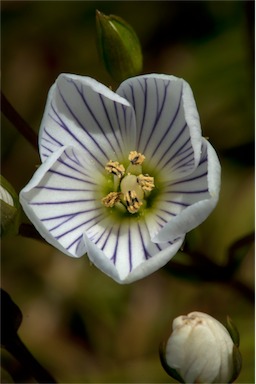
[0,175,21,236]
[96,10,143,83]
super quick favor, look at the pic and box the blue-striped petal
[116,74,202,182]
[20,143,185,282]
[84,218,184,283]
[151,138,221,242]
[20,145,106,257]
[39,74,137,167]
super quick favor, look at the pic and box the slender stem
[4,333,57,383]
[19,223,45,242]
[1,91,38,151]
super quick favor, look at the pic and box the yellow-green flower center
[102,151,155,214]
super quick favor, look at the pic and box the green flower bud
[159,312,242,383]
[96,10,143,83]
[0,175,21,236]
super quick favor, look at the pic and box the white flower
[162,311,240,383]
[19,74,221,283]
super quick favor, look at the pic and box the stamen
[124,190,143,214]
[128,151,145,165]
[137,174,155,191]
[102,192,122,207]
[105,160,125,178]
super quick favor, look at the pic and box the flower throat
[102,151,155,214]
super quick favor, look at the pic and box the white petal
[19,146,105,257]
[116,74,202,181]
[39,73,137,166]
[151,138,221,242]
[84,217,184,283]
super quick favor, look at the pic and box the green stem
[1,91,38,151]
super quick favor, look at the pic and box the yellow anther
[137,174,155,192]
[105,160,125,178]
[124,190,143,214]
[128,151,145,165]
[102,192,122,207]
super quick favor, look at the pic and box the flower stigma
[102,151,155,214]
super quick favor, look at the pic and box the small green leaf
[228,345,242,383]
[226,316,240,347]
[96,10,143,83]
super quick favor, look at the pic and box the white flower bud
[0,185,14,207]
[161,311,241,383]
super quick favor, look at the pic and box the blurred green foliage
[1,1,254,383]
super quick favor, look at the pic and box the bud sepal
[96,10,143,83]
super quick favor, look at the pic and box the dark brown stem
[1,91,38,151]
[4,333,57,383]
[19,223,45,242]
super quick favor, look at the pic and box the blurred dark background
[1,1,254,383]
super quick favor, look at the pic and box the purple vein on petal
[98,93,124,155]
[43,127,63,147]
[30,199,96,205]
[159,124,190,169]
[110,225,121,265]
[101,226,114,252]
[47,169,91,183]
[137,78,148,149]
[162,200,190,208]
[40,145,54,157]
[58,82,108,160]
[41,208,101,222]
[93,228,108,244]
[63,148,83,167]
[170,171,208,187]
[157,209,176,219]
[69,79,118,156]
[48,101,105,168]
[151,84,183,159]
[35,186,94,192]
[55,212,104,241]
[169,149,194,171]
[137,222,151,260]
[166,189,209,194]
[113,102,125,146]
[67,234,83,252]
[142,79,170,153]
[128,226,132,272]
[57,157,90,179]
[48,212,82,232]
